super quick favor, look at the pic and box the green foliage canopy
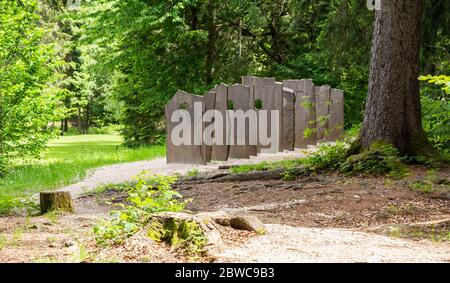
[0,0,64,175]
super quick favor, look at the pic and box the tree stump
[40,191,74,214]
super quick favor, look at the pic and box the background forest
[0,0,449,179]
[1,0,450,263]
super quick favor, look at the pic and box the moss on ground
[147,218,207,256]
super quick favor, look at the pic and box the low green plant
[0,197,39,216]
[282,166,312,181]
[44,211,61,224]
[231,159,304,174]
[93,173,189,246]
[384,204,416,216]
[0,234,7,250]
[408,181,434,194]
[11,228,23,246]
[71,243,91,263]
[305,142,350,172]
[186,169,199,177]
[232,139,409,180]
[388,223,450,242]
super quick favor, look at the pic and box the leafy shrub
[232,138,408,179]
[419,75,450,156]
[305,142,350,172]
[94,173,189,246]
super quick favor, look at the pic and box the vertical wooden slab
[165,91,205,164]
[211,84,229,161]
[227,84,251,159]
[202,89,216,163]
[242,76,276,155]
[315,85,332,142]
[273,82,284,153]
[329,89,345,141]
[282,87,295,151]
[242,77,283,153]
[283,79,317,148]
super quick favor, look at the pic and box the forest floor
[0,157,448,263]
[53,151,311,198]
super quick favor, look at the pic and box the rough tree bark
[40,191,74,214]
[360,0,433,156]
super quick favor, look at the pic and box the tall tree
[0,0,64,175]
[360,0,432,155]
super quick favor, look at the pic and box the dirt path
[80,166,448,263]
[215,224,450,263]
[55,151,312,198]
[12,151,448,263]
[1,196,448,263]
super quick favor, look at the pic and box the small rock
[64,240,75,248]
[230,216,266,234]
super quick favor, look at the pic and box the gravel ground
[56,150,312,198]
[215,224,450,263]
[39,148,449,263]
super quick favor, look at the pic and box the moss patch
[147,218,207,256]
[340,143,408,178]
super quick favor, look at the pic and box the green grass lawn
[0,134,165,214]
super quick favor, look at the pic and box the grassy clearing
[0,135,165,214]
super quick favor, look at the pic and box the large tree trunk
[360,0,432,156]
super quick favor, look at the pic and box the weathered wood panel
[282,87,295,151]
[166,91,205,164]
[227,84,252,159]
[283,79,317,148]
[315,85,332,142]
[242,76,283,153]
[329,88,345,141]
[210,84,229,161]
[165,77,345,164]
[202,89,216,163]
